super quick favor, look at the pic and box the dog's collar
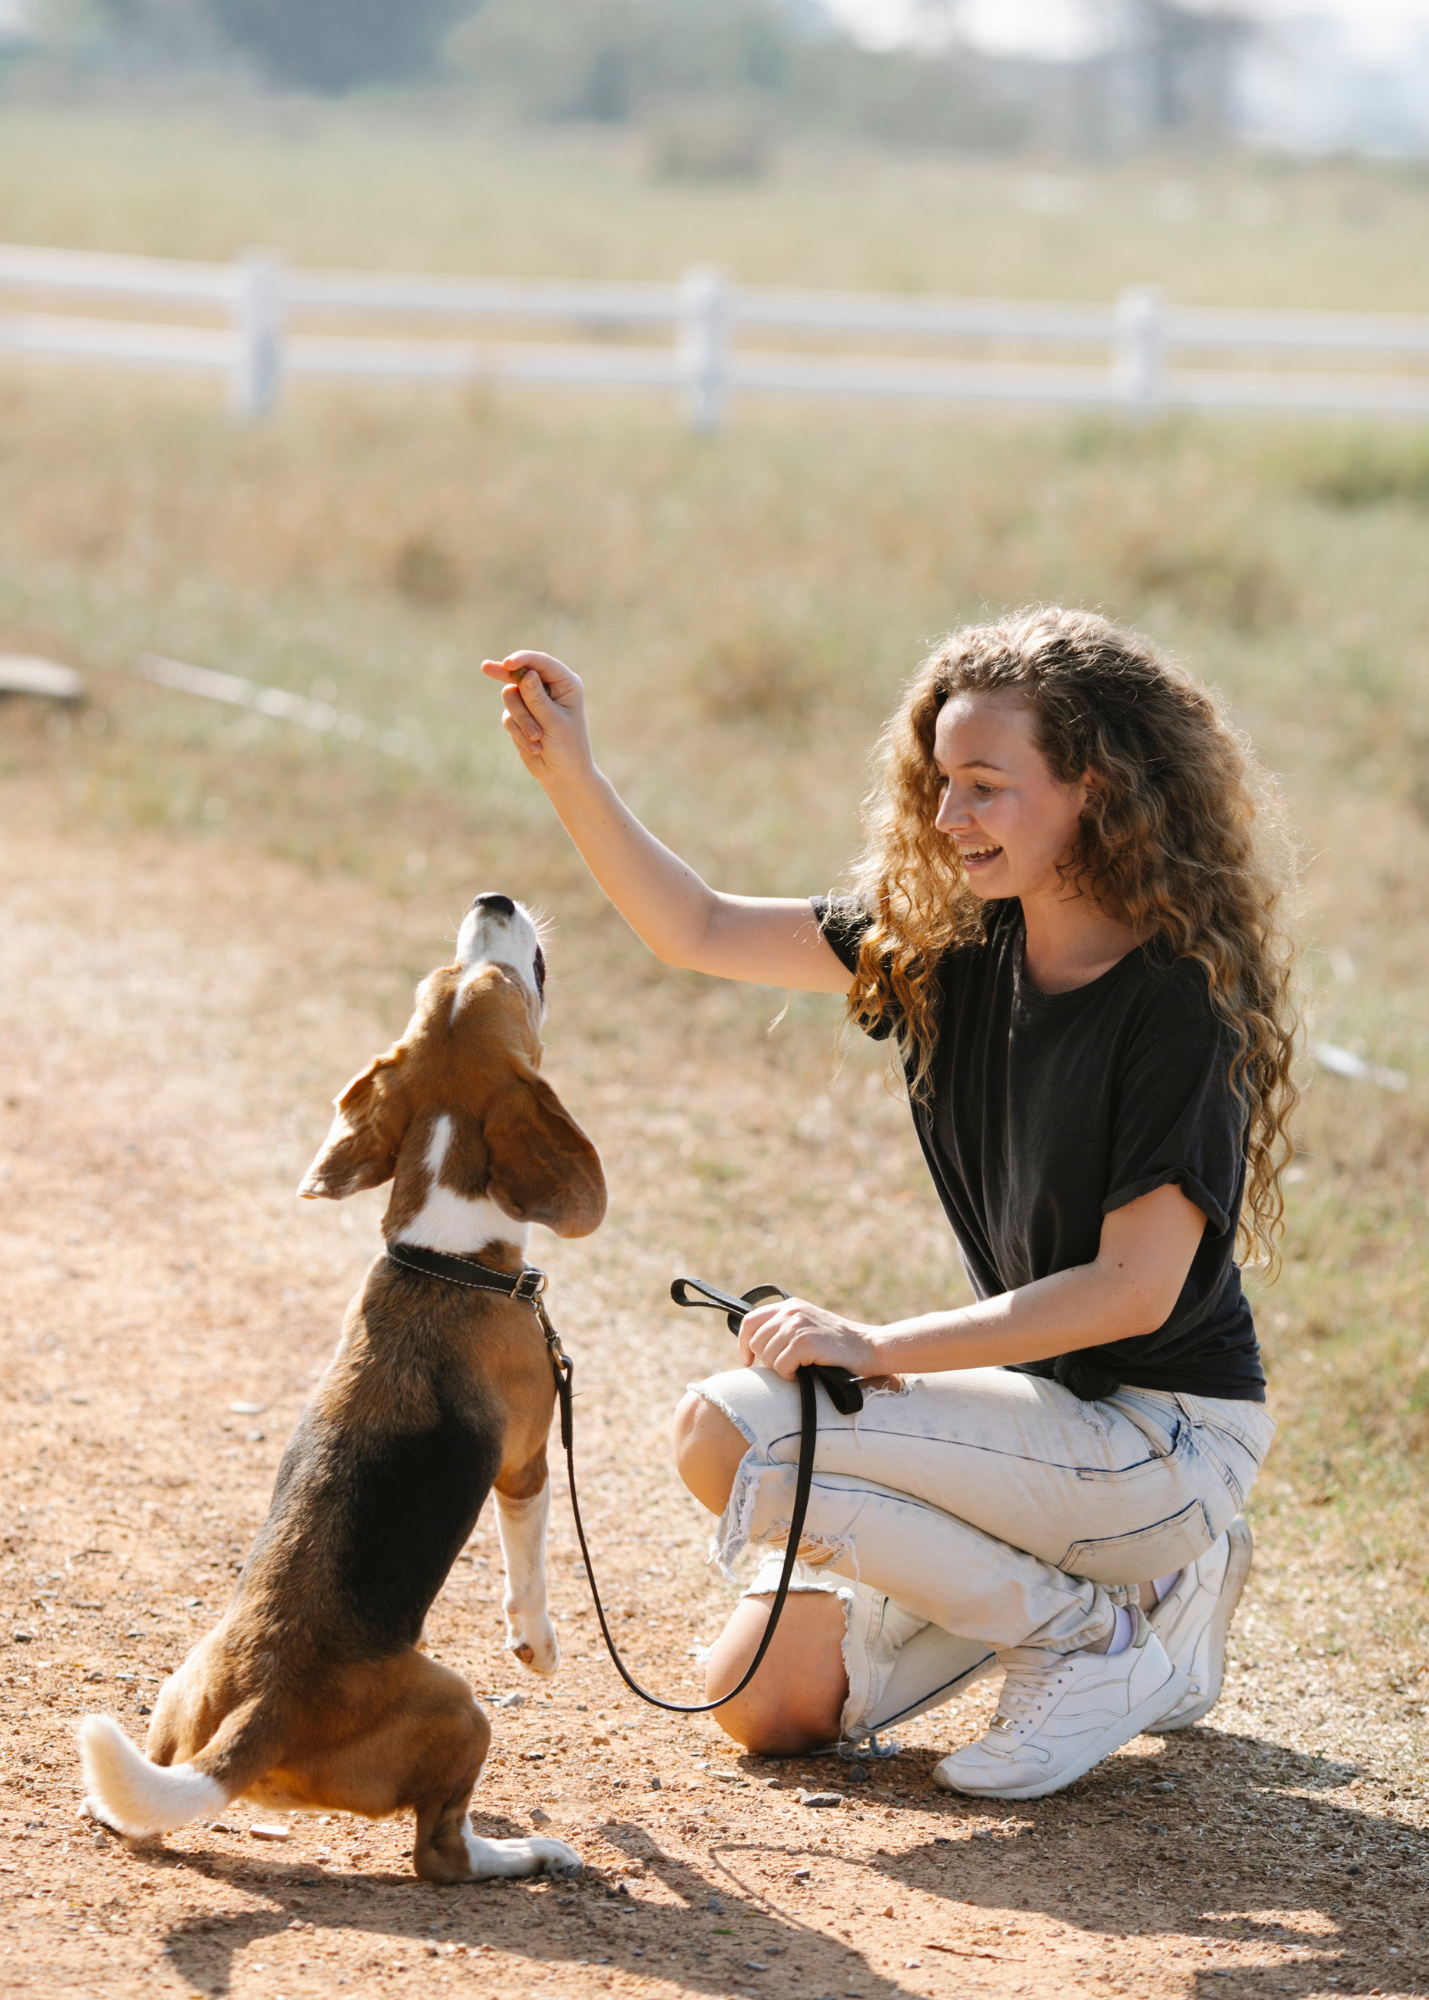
[384,1240,548,1303]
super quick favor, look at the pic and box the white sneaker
[1149,1515,1253,1731]
[930,1611,1188,1802]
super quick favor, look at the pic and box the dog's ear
[483,1071,606,1238]
[298,1049,411,1200]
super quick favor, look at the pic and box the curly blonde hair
[846,608,1300,1271]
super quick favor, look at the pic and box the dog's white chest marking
[393,1113,531,1257]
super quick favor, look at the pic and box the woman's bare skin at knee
[672,1391,748,1514]
[673,1394,846,1753]
[705,1591,848,1755]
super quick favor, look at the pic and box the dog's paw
[506,1615,559,1676]
[457,1826,582,1881]
[535,1838,582,1878]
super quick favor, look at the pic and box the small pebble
[230,1401,267,1416]
[649,1776,662,1790]
[248,1824,289,1841]
[530,1808,552,1827]
[706,1894,723,1914]
[797,1790,844,1809]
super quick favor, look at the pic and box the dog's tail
[78,1706,270,1837]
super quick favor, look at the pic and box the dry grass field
[0,99,1426,1999]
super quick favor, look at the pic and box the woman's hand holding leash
[739,1294,884,1382]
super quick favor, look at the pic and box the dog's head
[298,894,605,1240]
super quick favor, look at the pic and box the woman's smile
[933,692,1088,905]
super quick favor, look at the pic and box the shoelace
[990,1658,1074,1736]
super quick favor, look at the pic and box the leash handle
[670,1275,865,1417]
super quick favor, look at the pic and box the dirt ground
[2,804,1426,2000]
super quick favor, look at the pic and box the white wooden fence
[3,241,1429,431]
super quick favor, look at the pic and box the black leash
[384,1244,863,1714]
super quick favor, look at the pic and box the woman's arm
[481,651,851,994]
[739,1182,1209,1378]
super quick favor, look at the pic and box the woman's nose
[935,792,964,832]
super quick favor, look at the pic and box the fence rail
[3,242,1428,430]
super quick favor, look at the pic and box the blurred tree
[19,0,1029,154]
[26,0,233,75]
[211,0,477,92]
[449,0,1026,152]
[449,0,789,124]
[791,35,1031,150]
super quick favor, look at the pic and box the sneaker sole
[1159,1514,1254,1731]
[930,1659,1190,1802]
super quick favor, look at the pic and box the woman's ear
[483,1072,607,1238]
[298,1050,411,1200]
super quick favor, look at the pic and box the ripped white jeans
[692,1363,1276,1746]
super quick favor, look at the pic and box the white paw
[506,1613,559,1676]
[533,1838,582,1877]
[460,1826,583,1879]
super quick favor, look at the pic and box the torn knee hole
[767,1531,847,1568]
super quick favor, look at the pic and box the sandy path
[1,814,1425,2000]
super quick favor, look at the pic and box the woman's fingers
[482,651,584,709]
[482,651,593,786]
[499,709,542,767]
[744,1301,831,1376]
[740,1298,877,1378]
[501,683,543,746]
[738,1297,795,1367]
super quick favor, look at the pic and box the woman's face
[932,691,1090,904]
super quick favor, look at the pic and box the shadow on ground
[153,1808,903,1999]
[833,1730,1425,1999]
[145,1731,1427,2000]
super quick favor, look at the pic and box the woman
[482,608,1296,1801]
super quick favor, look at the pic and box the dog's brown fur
[80,933,604,1882]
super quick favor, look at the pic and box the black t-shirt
[813,895,1265,1402]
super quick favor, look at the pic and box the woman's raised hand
[480,651,593,790]
[738,1296,882,1382]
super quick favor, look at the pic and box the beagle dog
[78,894,605,1883]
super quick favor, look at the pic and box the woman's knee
[672,1391,748,1515]
[703,1593,848,1757]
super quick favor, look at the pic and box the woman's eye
[973,783,996,798]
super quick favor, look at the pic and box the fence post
[680,266,729,434]
[1113,285,1166,416]
[230,249,285,419]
